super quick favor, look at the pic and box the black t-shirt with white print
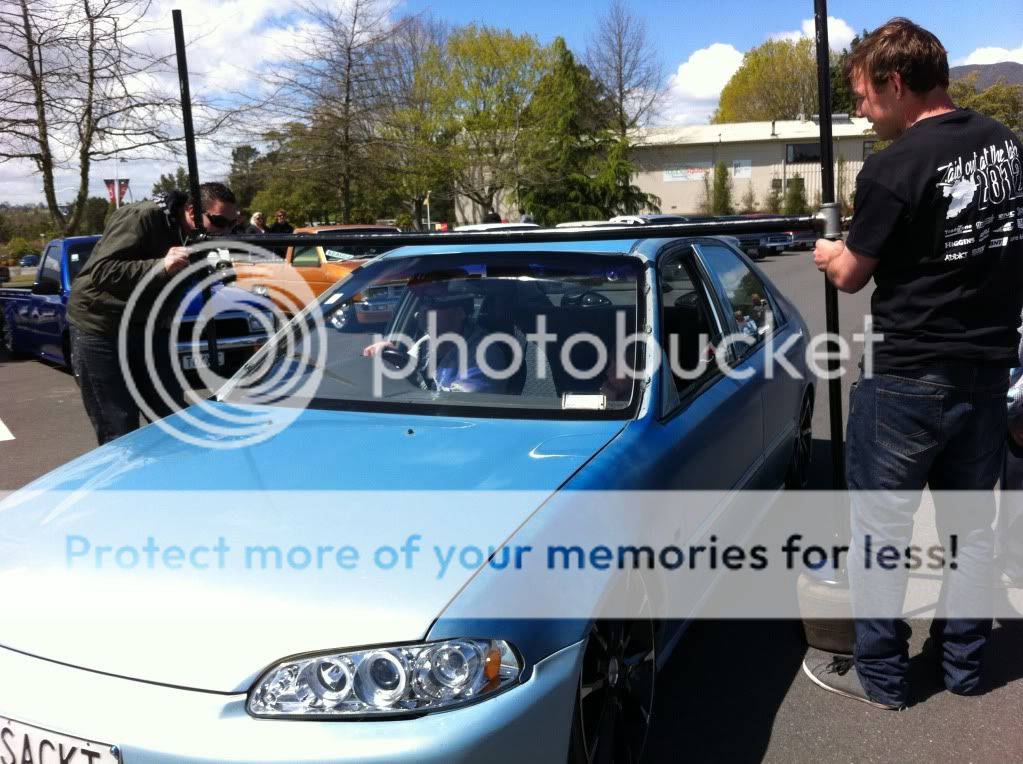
[846,108,1023,371]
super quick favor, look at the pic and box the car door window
[36,246,61,291]
[657,247,724,408]
[291,247,321,267]
[697,243,774,350]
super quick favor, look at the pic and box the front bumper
[0,641,582,764]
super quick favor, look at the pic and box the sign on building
[663,162,712,182]
[732,159,752,179]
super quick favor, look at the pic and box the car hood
[0,404,623,692]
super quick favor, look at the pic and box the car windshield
[67,241,96,281]
[222,251,645,419]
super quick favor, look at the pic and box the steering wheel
[379,345,436,391]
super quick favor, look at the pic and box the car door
[695,240,803,486]
[28,243,64,359]
[650,244,765,495]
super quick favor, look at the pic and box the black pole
[172,10,219,374]
[813,0,845,488]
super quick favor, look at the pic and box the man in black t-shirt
[806,18,1023,711]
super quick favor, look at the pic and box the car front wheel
[785,389,814,489]
[568,618,656,763]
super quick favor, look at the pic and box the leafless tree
[261,0,402,223]
[0,0,218,234]
[584,0,665,137]
[376,14,450,228]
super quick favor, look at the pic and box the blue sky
[397,0,1023,67]
[3,0,1021,205]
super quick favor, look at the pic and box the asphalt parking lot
[0,248,1020,762]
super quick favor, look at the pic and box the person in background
[247,212,267,234]
[67,183,239,444]
[268,209,294,234]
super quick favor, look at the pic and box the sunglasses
[205,212,237,228]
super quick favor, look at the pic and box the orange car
[233,224,401,315]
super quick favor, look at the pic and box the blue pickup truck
[0,236,274,377]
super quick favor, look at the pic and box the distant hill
[950,62,1023,89]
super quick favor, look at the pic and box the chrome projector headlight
[249,639,521,718]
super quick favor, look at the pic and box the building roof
[632,116,874,147]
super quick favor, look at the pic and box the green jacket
[67,201,186,337]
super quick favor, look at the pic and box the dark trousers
[846,365,1008,707]
[999,442,1023,582]
[70,324,185,445]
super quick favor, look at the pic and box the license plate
[1,716,118,763]
[180,351,226,370]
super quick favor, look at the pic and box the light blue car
[0,234,813,762]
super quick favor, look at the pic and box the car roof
[376,235,713,262]
[294,224,401,234]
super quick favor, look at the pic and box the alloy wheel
[572,618,656,764]
[785,390,814,489]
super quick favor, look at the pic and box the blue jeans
[846,365,1008,707]
[71,325,184,445]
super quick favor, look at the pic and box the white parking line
[0,417,14,441]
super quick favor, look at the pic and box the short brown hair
[844,18,949,94]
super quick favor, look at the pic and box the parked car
[0,233,813,762]
[757,232,795,257]
[18,253,40,268]
[453,222,541,231]
[0,236,275,377]
[787,229,819,250]
[607,214,697,225]
[232,224,401,315]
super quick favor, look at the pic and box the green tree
[151,167,189,196]
[589,137,660,217]
[764,183,782,214]
[518,38,612,223]
[711,161,734,215]
[713,39,817,123]
[783,174,809,215]
[441,25,546,217]
[949,74,1023,136]
[228,146,262,211]
[69,197,112,234]
[739,182,757,213]
[6,236,39,257]
[830,31,869,116]
[698,172,712,214]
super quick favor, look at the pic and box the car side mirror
[0,267,9,284]
[31,279,61,295]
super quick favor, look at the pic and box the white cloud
[0,1,390,205]
[771,16,856,53]
[662,43,744,126]
[962,44,1023,65]
[658,16,856,128]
